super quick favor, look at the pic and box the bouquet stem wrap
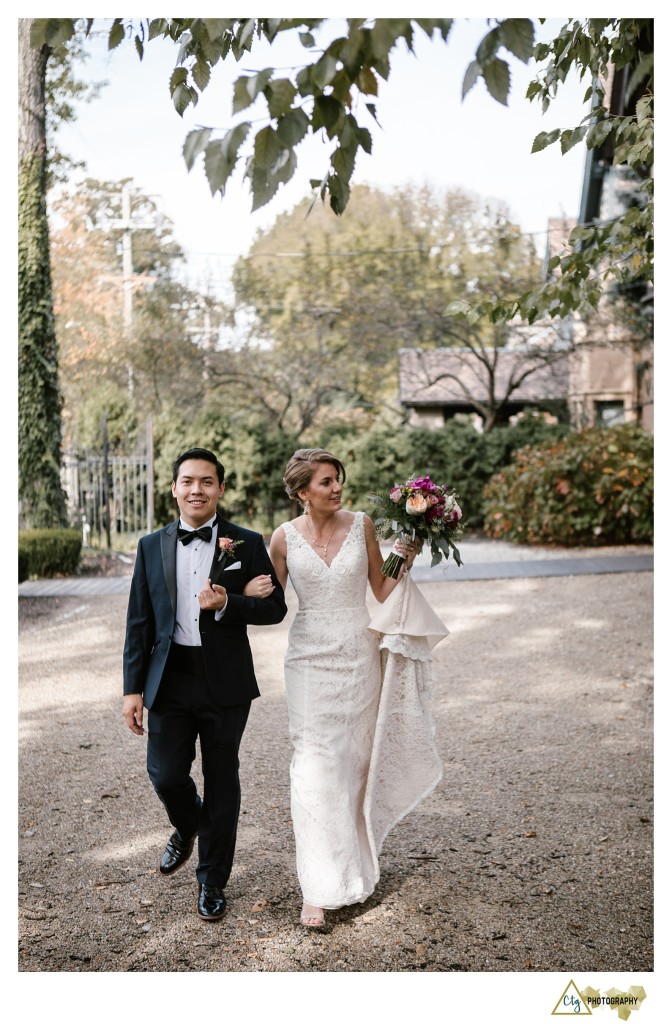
[381,535,412,579]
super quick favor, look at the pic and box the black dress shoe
[197,884,227,920]
[159,830,196,875]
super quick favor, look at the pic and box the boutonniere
[217,536,244,562]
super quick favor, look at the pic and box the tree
[223,184,544,434]
[32,17,653,322]
[18,19,69,527]
[50,179,230,451]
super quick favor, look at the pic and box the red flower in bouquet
[369,475,465,578]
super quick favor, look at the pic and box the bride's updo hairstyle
[283,448,346,504]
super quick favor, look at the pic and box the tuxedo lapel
[161,520,179,615]
[209,516,239,585]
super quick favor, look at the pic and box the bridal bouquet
[369,474,465,578]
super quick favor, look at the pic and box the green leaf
[357,126,373,154]
[586,118,613,149]
[176,30,194,65]
[203,19,233,41]
[560,125,587,155]
[148,19,168,41]
[366,103,382,126]
[483,58,511,106]
[300,31,316,47]
[264,78,297,118]
[183,127,213,171]
[172,82,194,116]
[272,146,298,186]
[276,108,310,147]
[356,66,378,95]
[235,18,256,54]
[635,95,652,124]
[108,20,125,51]
[192,58,211,92]
[312,52,340,90]
[588,19,611,36]
[203,123,250,195]
[313,95,344,137]
[250,163,278,211]
[500,18,535,62]
[254,126,282,169]
[327,173,350,214]
[233,69,274,114]
[135,36,144,60]
[476,27,501,65]
[31,18,76,48]
[531,128,560,153]
[169,67,188,93]
[462,59,481,100]
[331,142,357,180]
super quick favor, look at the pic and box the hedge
[18,528,82,580]
[482,424,653,546]
[319,413,568,528]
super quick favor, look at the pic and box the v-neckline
[289,513,358,570]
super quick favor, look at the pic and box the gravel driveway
[18,566,653,974]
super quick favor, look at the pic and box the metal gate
[62,452,150,546]
[62,417,154,547]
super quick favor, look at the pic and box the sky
[53,16,591,300]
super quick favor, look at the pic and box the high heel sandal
[300,903,329,932]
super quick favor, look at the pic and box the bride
[245,447,439,930]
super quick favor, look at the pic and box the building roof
[399,347,569,407]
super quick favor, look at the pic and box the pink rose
[389,487,403,503]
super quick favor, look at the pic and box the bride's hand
[393,537,420,567]
[243,574,275,598]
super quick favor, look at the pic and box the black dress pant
[146,648,251,886]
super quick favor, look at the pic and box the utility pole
[106,182,155,393]
[186,299,221,382]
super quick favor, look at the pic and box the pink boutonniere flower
[217,536,244,562]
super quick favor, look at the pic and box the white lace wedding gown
[283,511,443,910]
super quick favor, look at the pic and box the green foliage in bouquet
[482,424,652,545]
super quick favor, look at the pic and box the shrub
[482,424,653,545]
[18,547,30,583]
[312,415,569,526]
[341,415,567,527]
[18,529,82,579]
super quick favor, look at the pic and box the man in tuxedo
[122,447,286,920]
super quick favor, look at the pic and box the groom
[123,447,286,920]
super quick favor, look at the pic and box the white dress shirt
[173,516,226,646]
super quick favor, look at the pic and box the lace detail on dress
[282,510,441,910]
[379,633,434,662]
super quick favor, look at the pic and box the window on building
[595,400,625,427]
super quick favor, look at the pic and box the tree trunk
[18,19,69,528]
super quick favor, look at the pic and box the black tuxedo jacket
[123,514,287,709]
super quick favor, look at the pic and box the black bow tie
[178,525,213,545]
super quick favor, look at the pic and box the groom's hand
[199,579,228,611]
[123,694,145,735]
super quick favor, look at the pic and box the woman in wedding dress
[245,448,437,930]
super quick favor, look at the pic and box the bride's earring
[303,499,311,516]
